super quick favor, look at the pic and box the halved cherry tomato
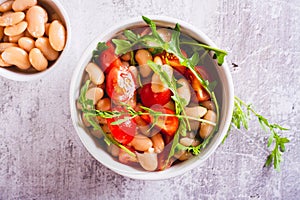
[107,107,136,145]
[185,67,210,102]
[140,83,171,107]
[141,107,179,137]
[159,50,187,74]
[106,65,136,103]
[99,41,122,73]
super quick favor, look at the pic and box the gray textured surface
[1,0,300,199]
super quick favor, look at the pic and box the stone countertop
[0,0,299,199]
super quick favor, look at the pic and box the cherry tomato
[107,107,136,145]
[141,107,179,137]
[106,65,136,103]
[159,50,188,74]
[140,83,171,107]
[99,41,122,73]
[185,67,210,102]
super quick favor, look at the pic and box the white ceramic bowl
[0,0,71,81]
[70,16,234,180]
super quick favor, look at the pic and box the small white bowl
[0,0,71,81]
[70,16,234,180]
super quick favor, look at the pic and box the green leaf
[112,39,132,55]
[189,53,200,66]
[92,42,108,63]
[124,30,139,42]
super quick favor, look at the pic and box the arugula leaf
[112,39,132,55]
[229,96,290,171]
[124,30,139,42]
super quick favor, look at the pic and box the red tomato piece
[141,107,179,137]
[106,65,136,103]
[140,83,171,107]
[107,107,136,145]
[99,41,122,73]
[185,67,210,102]
[159,50,187,74]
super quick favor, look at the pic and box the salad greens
[79,16,290,171]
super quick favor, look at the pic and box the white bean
[12,0,37,12]
[85,87,104,105]
[0,0,13,12]
[199,110,217,139]
[49,20,66,51]
[135,49,153,77]
[2,46,30,70]
[35,37,59,61]
[18,37,35,52]
[85,62,105,85]
[151,64,173,93]
[4,21,27,36]
[0,42,18,53]
[131,134,153,152]
[26,6,47,38]
[136,150,158,171]
[177,78,191,105]
[29,48,48,71]
[0,11,25,26]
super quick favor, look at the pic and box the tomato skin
[107,107,136,145]
[140,83,171,107]
[141,107,179,137]
[185,67,210,102]
[159,50,187,74]
[106,65,136,103]
[99,41,122,73]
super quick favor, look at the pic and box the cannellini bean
[129,65,138,81]
[26,6,47,38]
[8,32,24,43]
[12,0,37,12]
[89,129,103,139]
[0,56,11,67]
[0,42,18,53]
[135,49,153,77]
[29,48,48,71]
[0,0,13,12]
[201,100,215,111]
[2,46,30,70]
[107,144,119,157]
[96,98,111,111]
[85,62,104,85]
[151,64,173,93]
[121,52,131,61]
[0,26,4,41]
[131,134,153,152]
[157,28,172,42]
[119,149,138,164]
[35,37,59,61]
[45,23,50,36]
[184,106,207,119]
[0,11,25,26]
[18,37,35,52]
[151,133,165,153]
[4,21,27,36]
[49,20,66,51]
[85,87,104,105]
[177,78,191,105]
[199,110,217,139]
[81,113,91,127]
[178,151,193,161]
[136,150,158,171]
[153,56,163,65]
[179,137,194,147]
[189,121,200,131]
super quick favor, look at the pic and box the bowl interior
[0,0,71,81]
[70,16,234,180]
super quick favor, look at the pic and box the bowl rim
[69,15,234,180]
[0,0,71,82]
